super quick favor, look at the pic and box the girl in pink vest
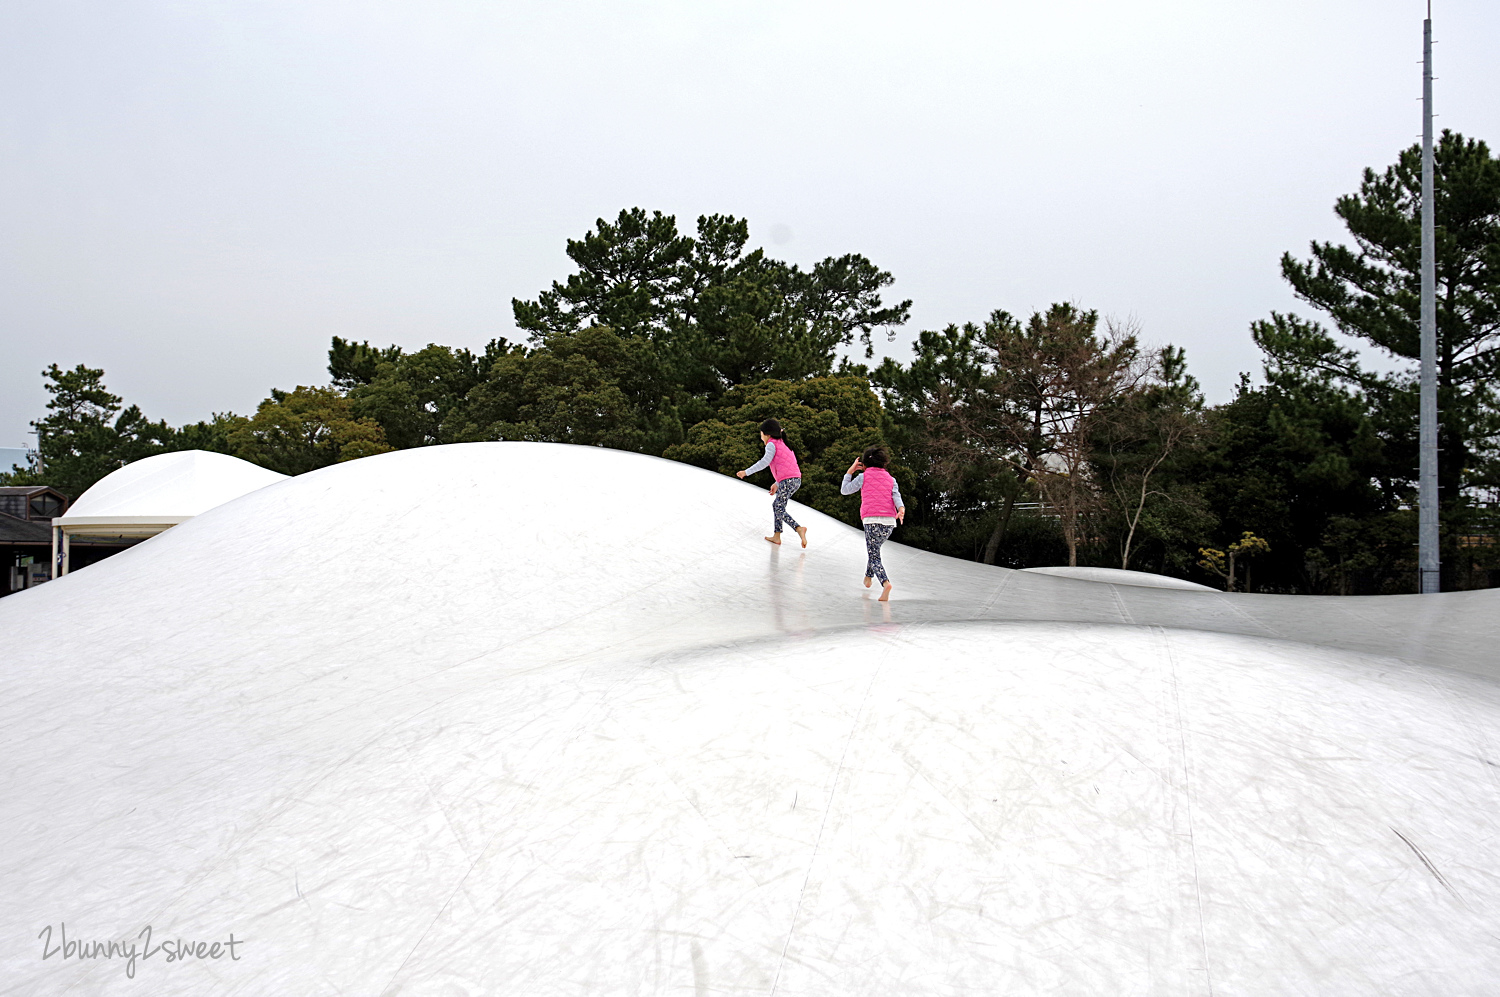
[736,418,808,547]
[841,446,905,601]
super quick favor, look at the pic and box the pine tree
[0,365,172,499]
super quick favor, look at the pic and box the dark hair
[759,418,785,440]
[860,446,889,468]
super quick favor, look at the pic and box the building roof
[54,450,288,528]
[0,486,70,522]
[0,511,50,544]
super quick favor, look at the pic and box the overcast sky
[3,0,1497,449]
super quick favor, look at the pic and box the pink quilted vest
[769,440,801,481]
[860,467,898,518]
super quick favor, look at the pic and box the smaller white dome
[55,450,287,526]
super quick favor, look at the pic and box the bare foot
[795,526,808,548]
[863,576,873,588]
[764,533,782,545]
[878,581,894,602]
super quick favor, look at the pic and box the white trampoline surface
[3,443,1498,996]
[1021,565,1218,591]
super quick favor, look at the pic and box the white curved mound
[1023,565,1217,591]
[55,449,287,526]
[3,443,1498,995]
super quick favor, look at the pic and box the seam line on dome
[768,652,884,994]
[1161,626,1215,995]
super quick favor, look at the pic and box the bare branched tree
[1093,342,1205,570]
[914,305,1145,567]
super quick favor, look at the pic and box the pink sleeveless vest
[860,467,898,518]
[769,440,801,481]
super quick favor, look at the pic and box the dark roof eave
[0,511,53,543]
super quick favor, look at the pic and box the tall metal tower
[1418,4,1440,594]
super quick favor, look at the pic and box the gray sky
[3,0,1497,448]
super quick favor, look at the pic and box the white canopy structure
[2,443,1497,995]
[50,449,287,575]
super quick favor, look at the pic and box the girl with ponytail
[736,419,809,547]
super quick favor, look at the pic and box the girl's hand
[769,484,777,496]
[848,460,864,475]
[736,470,746,479]
[897,506,906,524]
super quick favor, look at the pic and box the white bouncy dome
[50,449,287,574]
[3,442,1498,996]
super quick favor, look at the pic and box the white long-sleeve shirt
[741,441,777,476]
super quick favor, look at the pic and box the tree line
[7,134,1499,593]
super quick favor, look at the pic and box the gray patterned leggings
[772,477,802,533]
[864,523,894,584]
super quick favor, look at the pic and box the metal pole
[1418,10,1440,594]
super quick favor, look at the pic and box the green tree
[1303,512,1422,596]
[340,340,517,449]
[1197,532,1271,593]
[228,386,393,475]
[1197,369,1398,593]
[512,209,911,398]
[1258,131,1500,579]
[328,337,405,390]
[170,413,243,455]
[454,327,682,454]
[0,364,174,498]
[687,258,835,389]
[512,208,695,341]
